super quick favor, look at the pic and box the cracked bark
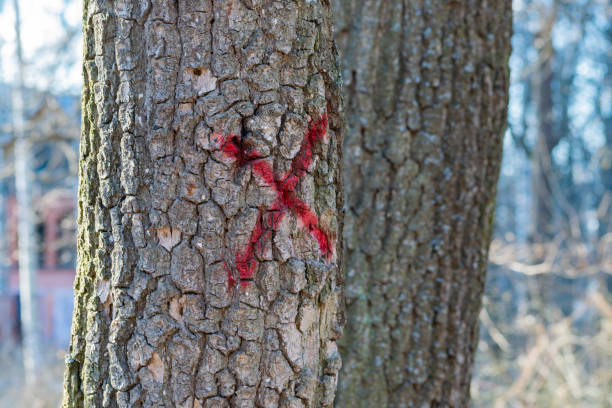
[334,1,511,407]
[62,1,343,407]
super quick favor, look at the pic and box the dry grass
[472,238,612,407]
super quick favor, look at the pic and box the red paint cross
[214,113,332,288]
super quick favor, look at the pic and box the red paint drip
[235,212,264,280]
[224,262,236,289]
[279,190,332,258]
[287,113,328,182]
[217,113,332,288]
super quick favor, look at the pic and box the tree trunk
[598,25,612,238]
[0,147,8,294]
[531,35,558,243]
[63,1,344,407]
[13,0,41,385]
[334,1,511,407]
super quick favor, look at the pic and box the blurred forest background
[0,0,610,407]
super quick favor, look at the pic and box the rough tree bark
[63,1,344,407]
[334,1,511,407]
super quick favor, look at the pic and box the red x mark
[214,113,332,288]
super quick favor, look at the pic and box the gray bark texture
[63,0,344,407]
[334,1,511,407]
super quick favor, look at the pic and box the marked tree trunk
[63,1,343,407]
[334,1,511,407]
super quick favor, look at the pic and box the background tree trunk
[0,147,8,294]
[13,0,41,385]
[334,1,511,407]
[598,23,612,238]
[63,1,343,407]
[531,21,559,244]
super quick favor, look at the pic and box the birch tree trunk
[63,1,344,407]
[0,148,8,294]
[334,1,511,407]
[13,0,41,385]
